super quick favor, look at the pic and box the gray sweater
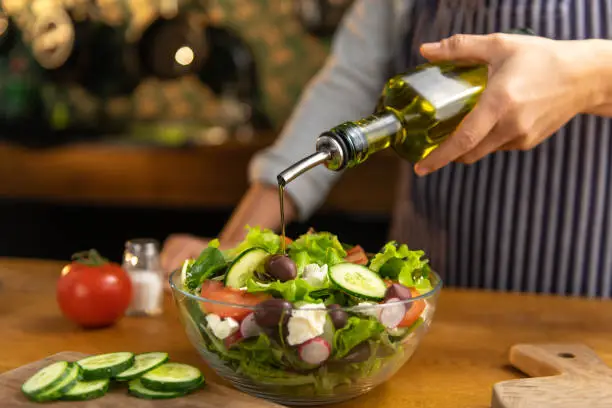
[248,0,612,298]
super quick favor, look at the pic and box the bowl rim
[169,268,443,313]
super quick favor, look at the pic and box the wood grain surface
[492,343,612,408]
[0,141,399,214]
[0,351,285,407]
[3,258,612,408]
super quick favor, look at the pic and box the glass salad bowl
[169,228,443,406]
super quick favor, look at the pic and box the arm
[161,0,397,271]
[221,0,396,244]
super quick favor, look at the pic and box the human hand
[413,33,604,176]
[160,233,210,276]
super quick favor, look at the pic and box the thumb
[420,34,496,63]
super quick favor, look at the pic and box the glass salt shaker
[122,238,164,317]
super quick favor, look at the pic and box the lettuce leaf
[245,277,325,302]
[225,226,282,258]
[184,242,227,291]
[370,241,433,292]
[333,316,385,359]
[288,231,347,270]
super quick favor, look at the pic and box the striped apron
[389,0,612,298]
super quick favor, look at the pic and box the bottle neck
[317,111,402,170]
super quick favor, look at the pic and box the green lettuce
[225,226,282,258]
[370,241,433,292]
[245,277,326,302]
[183,241,227,291]
[333,316,385,359]
[288,231,347,270]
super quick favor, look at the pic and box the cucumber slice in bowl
[61,379,109,401]
[116,352,169,381]
[224,248,269,289]
[21,361,71,400]
[128,378,187,399]
[77,352,135,380]
[140,362,204,392]
[329,263,387,300]
[33,363,80,402]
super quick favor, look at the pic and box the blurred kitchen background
[0,0,400,263]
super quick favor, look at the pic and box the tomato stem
[71,249,109,266]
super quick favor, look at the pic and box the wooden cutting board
[492,343,612,408]
[0,351,286,407]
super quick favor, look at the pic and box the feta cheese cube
[206,314,239,340]
[287,303,327,346]
[302,263,328,287]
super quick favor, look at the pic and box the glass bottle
[277,28,534,185]
[122,239,164,317]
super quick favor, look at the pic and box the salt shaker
[122,239,164,317]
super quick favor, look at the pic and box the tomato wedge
[345,245,368,265]
[199,281,270,321]
[398,288,426,328]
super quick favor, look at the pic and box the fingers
[414,91,502,176]
[420,33,505,64]
[160,234,208,273]
[455,124,514,164]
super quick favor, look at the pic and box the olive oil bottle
[277,28,535,186]
[276,29,534,245]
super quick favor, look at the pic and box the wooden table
[3,258,612,407]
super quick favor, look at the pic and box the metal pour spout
[277,151,331,187]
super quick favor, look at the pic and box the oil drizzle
[279,184,286,254]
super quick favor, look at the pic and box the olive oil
[279,184,286,254]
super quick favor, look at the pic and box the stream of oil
[279,184,287,254]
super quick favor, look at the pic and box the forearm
[218,182,298,247]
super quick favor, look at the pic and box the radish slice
[379,297,407,329]
[298,337,331,365]
[240,313,262,338]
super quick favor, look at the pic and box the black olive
[328,304,348,330]
[254,299,293,328]
[265,255,297,282]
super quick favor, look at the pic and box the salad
[176,226,438,397]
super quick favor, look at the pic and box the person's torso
[389,0,612,298]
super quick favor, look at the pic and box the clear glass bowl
[169,269,442,406]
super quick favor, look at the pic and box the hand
[413,33,604,176]
[160,233,210,275]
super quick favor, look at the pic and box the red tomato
[56,249,132,328]
[345,245,368,265]
[199,281,270,321]
[224,331,244,349]
[398,288,426,328]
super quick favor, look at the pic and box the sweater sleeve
[248,0,396,221]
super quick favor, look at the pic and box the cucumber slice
[329,263,387,300]
[140,362,204,392]
[224,248,269,289]
[116,352,169,381]
[33,363,80,402]
[128,378,186,399]
[77,352,135,380]
[21,361,70,399]
[61,379,109,401]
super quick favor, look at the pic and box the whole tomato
[57,249,133,328]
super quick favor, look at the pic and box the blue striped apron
[389,0,612,298]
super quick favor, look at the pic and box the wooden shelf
[0,140,400,215]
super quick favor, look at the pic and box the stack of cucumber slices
[21,351,205,402]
